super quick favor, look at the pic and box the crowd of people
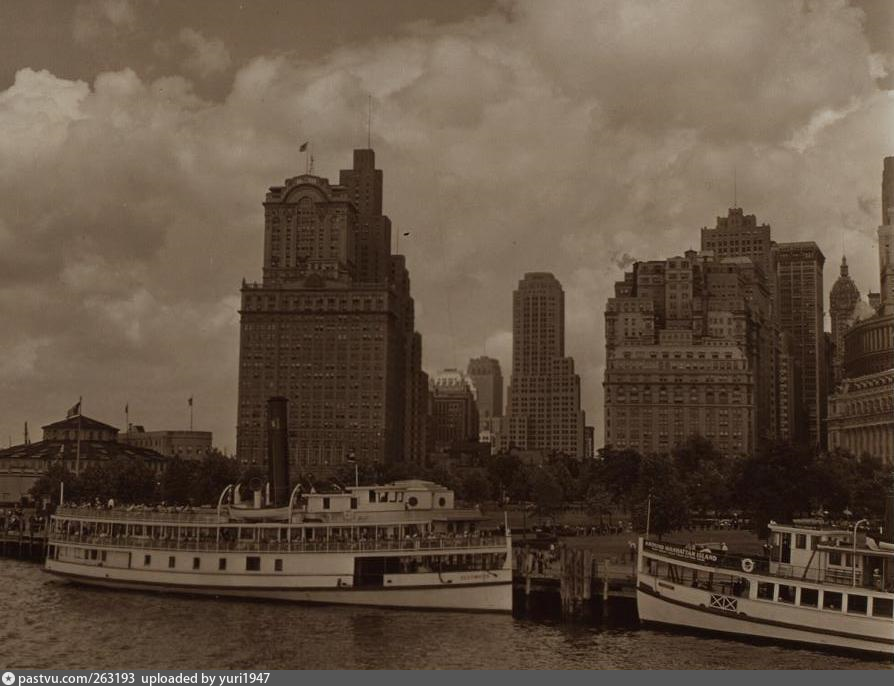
[0,507,46,536]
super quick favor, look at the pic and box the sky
[0,0,892,453]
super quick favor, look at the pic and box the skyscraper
[507,273,584,457]
[467,356,503,419]
[429,369,479,450]
[604,251,766,456]
[773,241,826,446]
[236,149,427,474]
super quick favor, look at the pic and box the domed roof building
[829,256,861,387]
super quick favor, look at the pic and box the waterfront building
[467,356,504,419]
[773,241,827,446]
[507,273,585,458]
[121,426,212,460]
[429,369,480,451]
[0,412,167,504]
[236,149,428,474]
[829,256,862,387]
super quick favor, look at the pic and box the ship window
[438,497,447,507]
[350,498,358,509]
[822,591,843,611]
[90,550,98,561]
[368,491,376,503]
[799,588,818,607]
[101,551,107,562]
[408,497,418,507]
[192,557,200,570]
[756,582,774,600]
[144,554,151,566]
[322,497,330,510]
[846,594,868,615]
[274,559,283,572]
[246,556,261,571]
[219,558,227,571]
[777,584,796,604]
[168,556,175,569]
[828,551,842,566]
[872,598,893,618]
[795,534,807,549]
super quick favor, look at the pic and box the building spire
[840,254,849,277]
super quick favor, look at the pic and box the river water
[0,559,889,670]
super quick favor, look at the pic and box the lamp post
[645,493,653,539]
[853,518,869,587]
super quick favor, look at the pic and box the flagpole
[75,395,82,476]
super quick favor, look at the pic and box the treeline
[30,438,893,537]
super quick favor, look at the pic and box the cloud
[1,1,891,451]
[179,28,232,78]
[72,0,136,45]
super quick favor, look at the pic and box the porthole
[408,496,418,507]
[438,497,446,507]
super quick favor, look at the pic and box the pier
[513,545,638,622]
[0,530,47,561]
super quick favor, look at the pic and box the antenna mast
[367,95,372,149]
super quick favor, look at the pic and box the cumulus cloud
[179,28,232,78]
[72,0,136,45]
[1,0,891,450]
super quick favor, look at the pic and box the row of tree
[30,437,893,537]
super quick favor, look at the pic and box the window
[246,556,261,571]
[368,490,376,503]
[350,498,358,510]
[872,597,893,618]
[847,594,868,615]
[757,582,774,600]
[823,591,843,611]
[101,551,107,562]
[219,558,227,571]
[795,534,807,549]
[322,497,330,510]
[408,496,418,507]
[776,584,796,604]
[800,588,819,607]
[144,554,151,566]
[192,557,201,570]
[168,556,176,569]
[274,559,283,572]
[829,551,842,566]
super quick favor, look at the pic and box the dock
[0,530,47,561]
[513,545,638,622]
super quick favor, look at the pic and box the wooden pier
[0,531,47,562]
[513,546,638,622]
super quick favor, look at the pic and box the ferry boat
[44,479,512,611]
[636,521,894,656]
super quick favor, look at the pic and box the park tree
[598,447,642,508]
[530,467,563,518]
[192,450,241,505]
[630,452,689,538]
[159,457,197,505]
[458,468,492,503]
[672,435,733,515]
[30,462,79,505]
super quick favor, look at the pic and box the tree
[160,457,197,504]
[30,462,78,505]
[193,450,241,505]
[530,467,563,517]
[584,481,614,526]
[733,441,817,534]
[630,452,689,538]
[598,447,642,508]
[458,469,491,503]
[672,435,733,515]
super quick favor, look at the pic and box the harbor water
[0,559,889,670]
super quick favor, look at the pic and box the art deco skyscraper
[773,241,826,446]
[507,273,584,457]
[467,356,504,419]
[829,256,861,387]
[236,149,427,474]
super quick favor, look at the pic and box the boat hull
[637,584,893,657]
[44,561,512,612]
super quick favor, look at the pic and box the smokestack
[266,396,291,507]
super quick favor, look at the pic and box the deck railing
[48,531,507,554]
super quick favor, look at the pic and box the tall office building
[829,256,861,387]
[236,149,427,474]
[773,241,826,446]
[429,369,479,450]
[467,356,504,419]
[507,273,585,457]
[604,251,767,456]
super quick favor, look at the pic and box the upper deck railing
[48,531,508,555]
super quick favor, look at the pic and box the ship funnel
[266,396,291,507]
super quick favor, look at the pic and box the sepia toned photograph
[0,0,892,673]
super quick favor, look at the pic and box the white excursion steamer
[44,479,512,612]
[636,521,894,656]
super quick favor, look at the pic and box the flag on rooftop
[66,401,81,418]
[299,141,308,152]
